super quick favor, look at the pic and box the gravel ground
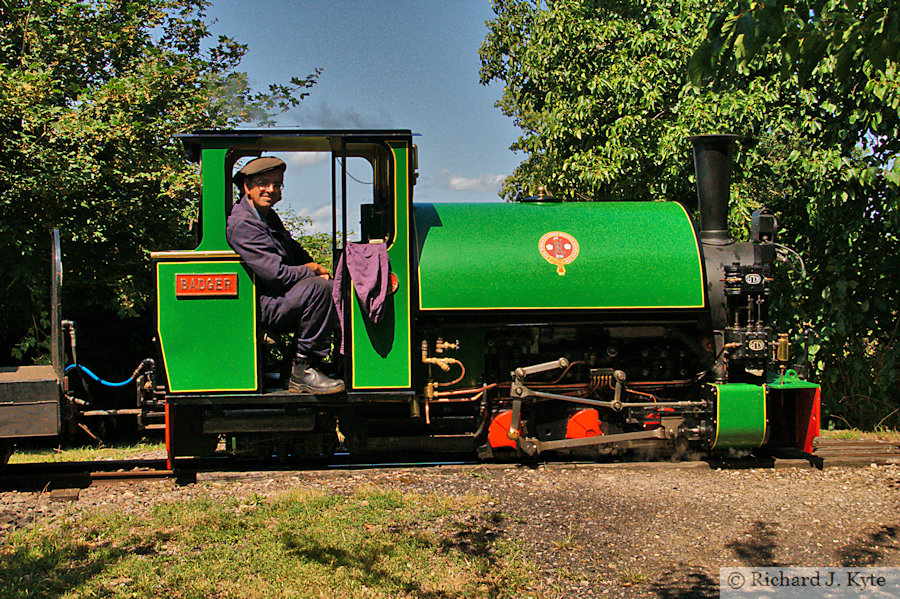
[2,461,900,598]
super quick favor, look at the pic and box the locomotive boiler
[0,130,820,468]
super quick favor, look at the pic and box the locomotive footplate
[165,389,413,406]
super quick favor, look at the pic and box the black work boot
[288,358,345,395]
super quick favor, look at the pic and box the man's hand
[305,262,331,280]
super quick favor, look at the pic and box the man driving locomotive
[226,156,344,395]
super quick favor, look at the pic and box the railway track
[2,437,898,492]
[0,454,483,492]
[810,437,900,465]
[1,458,172,492]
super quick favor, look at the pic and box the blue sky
[206,1,522,233]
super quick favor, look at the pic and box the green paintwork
[711,383,767,449]
[196,146,231,252]
[350,141,413,389]
[156,259,257,392]
[768,369,820,390]
[414,201,705,310]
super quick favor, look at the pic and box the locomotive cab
[151,130,417,460]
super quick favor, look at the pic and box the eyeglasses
[249,179,284,190]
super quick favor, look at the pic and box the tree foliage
[278,207,334,272]
[481,0,899,428]
[480,0,783,216]
[690,0,900,189]
[691,0,899,429]
[0,0,317,367]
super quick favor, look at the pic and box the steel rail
[2,439,898,492]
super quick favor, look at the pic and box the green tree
[278,206,335,272]
[481,0,900,428]
[0,0,317,368]
[690,0,899,428]
[690,0,899,189]
[479,0,787,219]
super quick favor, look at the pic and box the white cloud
[286,152,330,169]
[306,204,333,220]
[279,202,333,235]
[433,169,506,193]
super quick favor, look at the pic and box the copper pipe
[435,360,465,387]
[546,360,587,384]
[607,379,660,403]
[433,382,498,397]
[626,387,660,402]
[530,383,591,389]
[627,379,695,387]
[429,392,485,403]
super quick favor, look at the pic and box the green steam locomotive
[0,130,820,468]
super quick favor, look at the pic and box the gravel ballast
[2,462,899,597]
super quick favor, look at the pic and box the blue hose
[65,364,134,388]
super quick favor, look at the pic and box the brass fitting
[423,357,457,372]
[776,333,791,362]
[421,338,465,404]
[435,337,459,354]
[422,339,458,371]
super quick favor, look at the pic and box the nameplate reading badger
[175,273,238,298]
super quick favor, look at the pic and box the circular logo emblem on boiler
[539,231,580,276]
[748,339,766,352]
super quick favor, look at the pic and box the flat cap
[233,156,286,189]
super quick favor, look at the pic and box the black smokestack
[689,134,739,244]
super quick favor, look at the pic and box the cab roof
[176,129,415,162]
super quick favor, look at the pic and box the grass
[8,439,165,464]
[819,428,900,442]
[617,566,650,586]
[0,487,538,598]
[550,525,580,551]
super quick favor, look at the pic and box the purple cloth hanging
[332,243,390,353]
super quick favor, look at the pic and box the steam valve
[435,337,459,354]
